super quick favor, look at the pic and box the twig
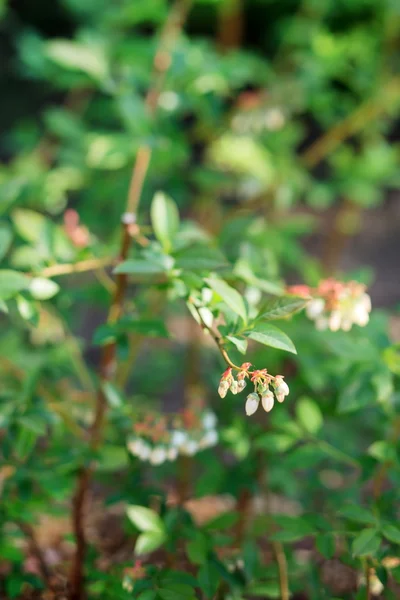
[40,257,115,278]
[301,78,400,169]
[272,541,289,600]
[68,3,192,599]
[17,521,55,592]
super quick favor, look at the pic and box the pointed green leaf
[248,323,296,354]
[0,224,12,261]
[0,270,29,300]
[127,505,165,533]
[135,530,166,555]
[205,276,247,323]
[258,296,309,320]
[151,192,180,253]
[12,209,46,243]
[102,382,123,408]
[340,506,377,525]
[226,335,247,354]
[351,529,380,557]
[382,524,400,545]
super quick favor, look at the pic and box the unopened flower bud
[230,379,238,394]
[306,298,325,319]
[218,380,229,398]
[237,379,247,392]
[150,447,167,465]
[167,447,178,461]
[261,390,274,412]
[245,392,260,416]
[274,376,289,402]
[329,310,342,332]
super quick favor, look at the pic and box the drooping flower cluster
[127,410,218,465]
[218,363,289,416]
[287,279,372,332]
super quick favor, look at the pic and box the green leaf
[12,209,46,243]
[126,505,165,533]
[316,533,335,558]
[151,192,180,253]
[383,344,400,376]
[382,524,400,545]
[198,562,220,598]
[136,592,156,600]
[258,296,308,320]
[226,335,247,354]
[16,295,39,325]
[135,530,166,555]
[337,372,376,413]
[174,245,227,272]
[203,511,239,531]
[45,40,108,81]
[186,535,208,565]
[340,506,377,525]
[102,382,123,408]
[270,515,315,542]
[0,224,12,260]
[0,270,29,300]
[351,529,381,557]
[296,397,323,434]
[205,276,247,323]
[254,433,297,453]
[158,584,196,600]
[114,259,168,275]
[246,582,281,598]
[248,323,296,354]
[29,277,60,300]
[368,440,396,462]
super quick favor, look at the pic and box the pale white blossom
[245,392,260,416]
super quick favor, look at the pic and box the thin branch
[40,257,115,278]
[17,521,56,592]
[68,3,192,598]
[272,541,289,600]
[301,78,400,169]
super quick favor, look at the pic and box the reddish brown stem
[68,3,191,599]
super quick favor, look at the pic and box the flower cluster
[218,363,289,416]
[127,410,218,465]
[287,279,372,332]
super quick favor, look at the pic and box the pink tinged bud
[274,378,289,397]
[261,391,274,412]
[221,367,232,380]
[218,381,229,398]
[237,379,247,392]
[306,298,325,319]
[230,379,239,394]
[245,392,260,416]
[276,392,286,403]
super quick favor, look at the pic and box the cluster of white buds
[287,279,372,332]
[245,370,289,416]
[218,363,289,416]
[127,410,218,466]
[218,363,250,398]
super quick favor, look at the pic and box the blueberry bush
[1,1,400,599]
